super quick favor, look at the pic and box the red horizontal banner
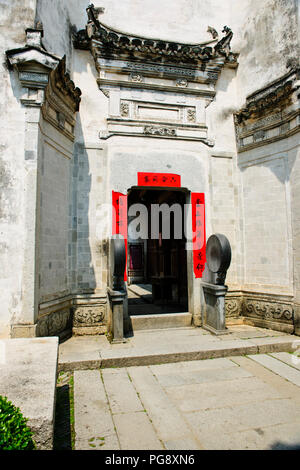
[138,172,181,187]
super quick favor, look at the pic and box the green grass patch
[0,395,35,450]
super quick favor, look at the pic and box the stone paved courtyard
[55,326,300,450]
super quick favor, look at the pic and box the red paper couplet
[112,191,128,281]
[191,193,206,278]
[138,172,181,188]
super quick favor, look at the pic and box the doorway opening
[127,187,188,315]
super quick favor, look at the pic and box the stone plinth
[107,288,127,343]
[202,282,229,335]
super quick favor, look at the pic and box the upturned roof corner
[6,26,81,109]
[6,26,60,73]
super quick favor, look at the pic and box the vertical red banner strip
[112,191,128,281]
[191,193,206,278]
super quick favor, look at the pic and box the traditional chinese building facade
[0,1,299,339]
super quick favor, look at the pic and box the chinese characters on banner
[112,191,128,281]
[191,193,206,278]
[138,172,181,187]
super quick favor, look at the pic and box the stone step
[129,312,192,331]
[58,326,298,371]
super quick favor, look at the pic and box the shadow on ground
[270,441,300,450]
[53,373,73,450]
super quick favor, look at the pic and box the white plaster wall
[288,143,300,304]
[207,67,238,153]
[209,156,238,287]
[238,133,299,295]
[38,121,72,303]
[287,135,300,332]
[71,141,108,295]
[72,51,108,144]
[243,160,289,291]
[231,0,299,106]
[0,0,37,335]
[35,0,73,70]
[107,138,209,195]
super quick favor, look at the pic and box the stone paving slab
[187,397,300,436]
[58,325,298,371]
[153,365,252,388]
[270,351,300,371]
[164,376,283,413]
[74,369,120,450]
[101,368,144,414]
[113,412,163,450]
[192,422,300,450]
[149,357,238,375]
[0,337,58,449]
[127,366,202,450]
[249,353,300,387]
[72,353,300,450]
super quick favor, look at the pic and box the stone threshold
[58,326,299,372]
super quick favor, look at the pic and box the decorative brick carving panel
[73,304,106,327]
[225,297,242,318]
[37,309,72,337]
[243,298,293,324]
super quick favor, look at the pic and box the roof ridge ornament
[74,4,237,66]
[207,26,218,40]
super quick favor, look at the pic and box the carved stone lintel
[176,78,188,87]
[130,72,143,83]
[144,126,176,136]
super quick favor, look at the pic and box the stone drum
[202,234,232,335]
[206,233,231,285]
